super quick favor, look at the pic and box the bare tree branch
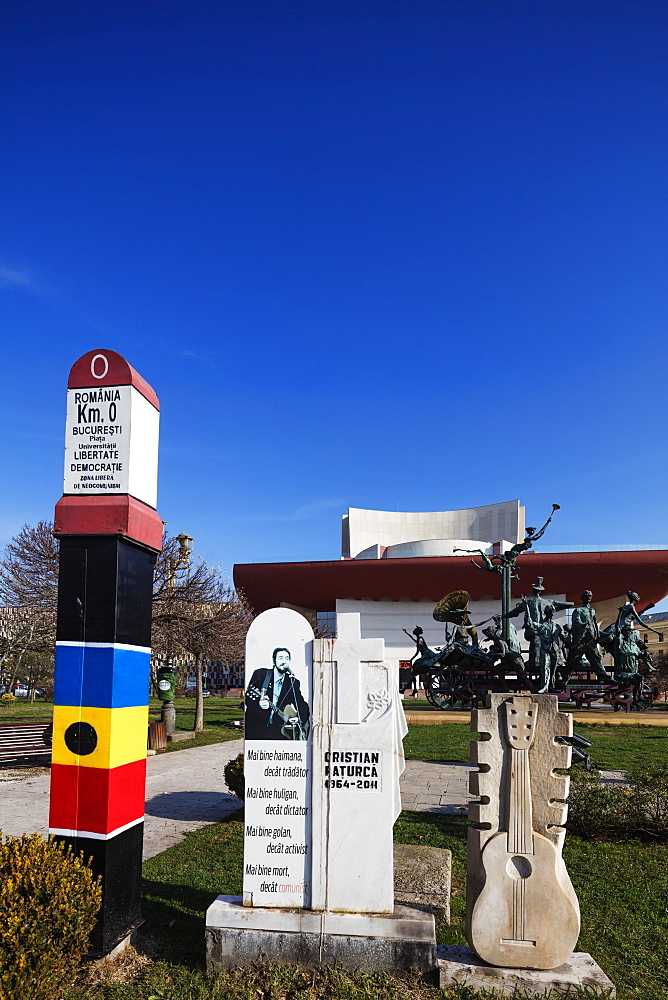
[0,521,59,609]
[151,536,252,729]
[0,523,59,686]
[1,523,252,719]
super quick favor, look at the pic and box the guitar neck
[504,697,537,856]
[508,747,533,855]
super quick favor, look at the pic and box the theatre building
[234,501,668,674]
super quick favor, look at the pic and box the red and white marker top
[68,349,160,410]
[56,350,162,548]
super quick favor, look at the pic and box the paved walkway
[0,741,622,858]
[400,759,474,814]
[0,741,244,860]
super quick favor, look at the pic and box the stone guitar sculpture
[468,694,580,970]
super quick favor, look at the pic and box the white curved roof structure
[341,501,525,559]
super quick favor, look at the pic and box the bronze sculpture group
[407,584,657,706]
[405,507,658,709]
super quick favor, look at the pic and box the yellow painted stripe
[52,704,148,769]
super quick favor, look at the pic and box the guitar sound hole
[506,856,532,879]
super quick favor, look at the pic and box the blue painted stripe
[54,643,150,709]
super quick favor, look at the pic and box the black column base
[54,821,144,956]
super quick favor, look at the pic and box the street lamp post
[454,505,560,642]
[157,533,193,734]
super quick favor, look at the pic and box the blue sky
[1,1,667,587]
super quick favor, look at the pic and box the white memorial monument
[206,608,437,973]
[242,607,313,909]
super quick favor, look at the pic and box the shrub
[0,832,102,1000]
[224,752,244,800]
[624,762,668,838]
[567,768,631,838]
[567,764,668,840]
[0,693,16,706]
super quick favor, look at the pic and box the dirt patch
[0,765,50,781]
[76,943,154,986]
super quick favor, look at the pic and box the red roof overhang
[234,551,668,614]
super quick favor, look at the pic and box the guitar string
[509,740,531,940]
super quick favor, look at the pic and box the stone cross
[310,613,407,913]
[330,612,385,724]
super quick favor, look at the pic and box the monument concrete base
[167,731,196,743]
[437,946,615,996]
[206,896,436,974]
[393,844,451,922]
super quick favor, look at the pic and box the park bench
[567,679,654,713]
[0,722,52,767]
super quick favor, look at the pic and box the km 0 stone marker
[50,349,161,956]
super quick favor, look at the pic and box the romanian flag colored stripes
[49,638,150,839]
[54,642,151,709]
[51,704,149,769]
[49,759,146,838]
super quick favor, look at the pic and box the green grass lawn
[62,809,666,1000]
[402,724,474,763]
[0,700,53,725]
[150,697,244,751]
[394,812,668,1000]
[4,702,665,769]
[0,697,244,751]
[403,722,668,770]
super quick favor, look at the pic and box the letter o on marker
[90,354,109,379]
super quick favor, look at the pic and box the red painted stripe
[67,349,160,410]
[54,495,163,551]
[49,758,147,835]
